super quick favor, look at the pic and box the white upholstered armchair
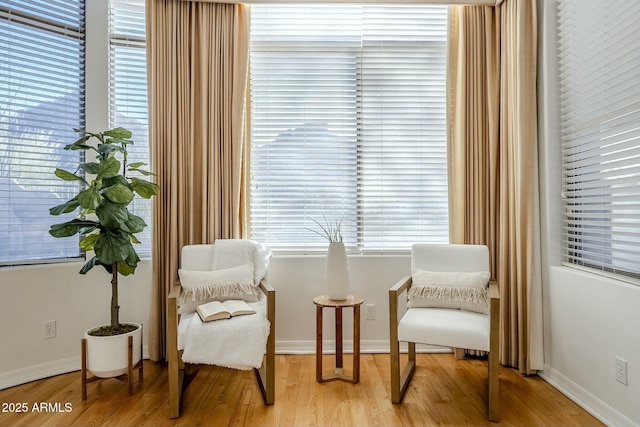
[167,240,275,418]
[389,244,500,421]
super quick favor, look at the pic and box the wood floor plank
[0,354,606,427]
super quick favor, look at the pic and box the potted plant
[308,215,349,300]
[49,127,159,378]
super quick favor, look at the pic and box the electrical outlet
[43,320,56,339]
[616,357,628,385]
[365,304,376,320]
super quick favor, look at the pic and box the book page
[222,299,256,316]
[196,300,230,321]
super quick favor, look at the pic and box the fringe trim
[178,283,258,305]
[408,285,489,314]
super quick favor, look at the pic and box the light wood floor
[0,353,604,427]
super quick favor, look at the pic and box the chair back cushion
[412,244,489,272]
[181,244,215,270]
[178,240,272,313]
[408,244,490,314]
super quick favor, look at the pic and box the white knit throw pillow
[178,262,257,314]
[407,269,490,314]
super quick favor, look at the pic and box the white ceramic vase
[326,242,349,300]
[84,322,142,378]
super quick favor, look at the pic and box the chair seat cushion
[178,296,269,370]
[398,307,490,352]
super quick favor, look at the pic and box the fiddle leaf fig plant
[49,127,159,335]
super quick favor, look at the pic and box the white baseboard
[539,365,638,427]
[0,346,150,391]
[0,356,80,391]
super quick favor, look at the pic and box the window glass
[0,0,86,264]
[250,5,449,251]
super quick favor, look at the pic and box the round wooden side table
[313,294,364,384]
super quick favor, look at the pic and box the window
[0,0,85,264]
[250,5,449,251]
[558,0,640,280]
[109,0,152,256]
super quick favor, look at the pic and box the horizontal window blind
[558,0,640,280]
[0,0,85,264]
[109,0,152,256]
[250,4,448,251]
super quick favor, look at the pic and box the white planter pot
[84,322,142,378]
[326,242,349,300]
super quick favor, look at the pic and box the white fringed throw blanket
[181,297,270,370]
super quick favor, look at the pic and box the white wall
[0,253,413,389]
[268,254,411,352]
[0,261,152,388]
[537,1,640,425]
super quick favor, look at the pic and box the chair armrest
[389,275,412,330]
[258,279,276,325]
[488,279,500,356]
[489,280,500,301]
[390,275,412,297]
[258,279,275,295]
[258,279,276,369]
[168,281,182,301]
[167,281,182,370]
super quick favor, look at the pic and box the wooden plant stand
[81,333,144,400]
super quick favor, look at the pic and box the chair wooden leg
[488,349,499,422]
[390,338,416,404]
[168,291,182,418]
[255,316,275,405]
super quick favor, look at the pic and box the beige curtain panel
[146,0,250,361]
[447,0,543,374]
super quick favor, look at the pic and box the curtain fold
[447,0,543,373]
[146,0,250,361]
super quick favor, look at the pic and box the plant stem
[111,264,119,327]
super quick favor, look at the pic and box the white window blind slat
[0,0,85,265]
[250,4,448,251]
[108,0,151,256]
[558,0,640,280]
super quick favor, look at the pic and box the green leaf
[78,187,103,210]
[96,143,117,156]
[79,232,100,251]
[124,212,147,234]
[102,183,134,204]
[103,127,132,140]
[78,224,99,235]
[95,201,128,228]
[97,156,121,180]
[118,261,136,276]
[130,234,141,244]
[130,177,159,199]
[55,168,87,185]
[64,142,92,151]
[128,162,155,176]
[49,219,99,238]
[64,135,92,151]
[133,168,154,176]
[94,230,133,265]
[49,197,80,215]
[79,256,98,275]
[102,175,129,188]
[81,162,100,175]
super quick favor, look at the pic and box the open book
[196,299,256,322]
